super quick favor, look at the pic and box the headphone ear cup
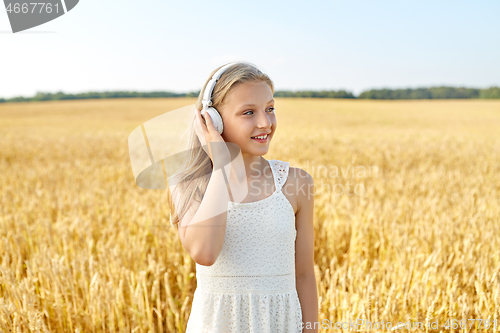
[202,107,224,134]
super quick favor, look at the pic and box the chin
[241,147,269,157]
[251,147,270,156]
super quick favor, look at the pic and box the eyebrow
[238,99,275,108]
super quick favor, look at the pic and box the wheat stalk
[426,295,438,333]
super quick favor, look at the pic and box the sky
[1,0,499,99]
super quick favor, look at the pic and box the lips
[251,134,269,143]
[250,132,271,139]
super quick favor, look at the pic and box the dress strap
[269,159,289,192]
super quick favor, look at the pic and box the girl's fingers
[197,110,209,134]
[194,110,208,145]
[196,109,222,149]
[202,110,216,131]
[193,112,201,134]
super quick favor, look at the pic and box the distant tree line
[358,86,500,99]
[273,90,355,98]
[1,86,499,103]
[0,90,199,103]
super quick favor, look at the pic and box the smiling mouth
[251,134,269,142]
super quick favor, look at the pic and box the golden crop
[0,98,499,332]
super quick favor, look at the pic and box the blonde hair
[167,62,275,227]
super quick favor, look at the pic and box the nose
[256,110,273,129]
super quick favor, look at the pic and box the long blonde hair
[167,62,275,227]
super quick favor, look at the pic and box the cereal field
[0,98,499,332]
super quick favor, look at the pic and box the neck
[241,153,267,179]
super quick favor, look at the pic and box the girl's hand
[193,108,227,165]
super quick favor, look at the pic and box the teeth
[252,134,268,139]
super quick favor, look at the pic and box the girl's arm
[170,108,248,266]
[293,168,319,332]
[171,152,236,266]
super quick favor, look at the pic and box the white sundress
[185,159,303,333]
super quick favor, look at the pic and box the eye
[243,107,275,115]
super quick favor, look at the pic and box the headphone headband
[202,62,238,109]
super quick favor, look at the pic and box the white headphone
[200,62,239,134]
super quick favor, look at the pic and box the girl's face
[218,81,276,156]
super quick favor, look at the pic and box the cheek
[222,119,245,138]
[271,118,277,131]
[221,121,241,142]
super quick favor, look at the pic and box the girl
[167,62,318,333]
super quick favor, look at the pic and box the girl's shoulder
[268,159,290,175]
[269,159,312,184]
[270,160,313,214]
